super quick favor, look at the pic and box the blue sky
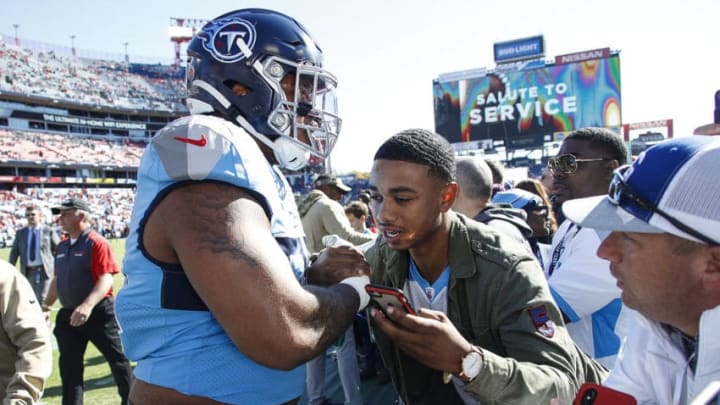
[2,0,719,173]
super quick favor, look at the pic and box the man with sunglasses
[545,127,628,368]
[563,136,720,404]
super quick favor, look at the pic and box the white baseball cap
[563,136,720,245]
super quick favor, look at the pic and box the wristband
[340,275,370,312]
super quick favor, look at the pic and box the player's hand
[306,246,369,285]
[370,305,472,373]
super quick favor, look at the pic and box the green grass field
[2,238,129,405]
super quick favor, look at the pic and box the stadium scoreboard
[433,42,622,151]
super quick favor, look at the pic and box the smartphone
[365,284,416,315]
[573,383,636,405]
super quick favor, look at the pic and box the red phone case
[573,383,636,405]
[365,284,416,315]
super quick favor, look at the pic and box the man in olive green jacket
[366,129,606,404]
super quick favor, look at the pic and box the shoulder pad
[152,115,264,182]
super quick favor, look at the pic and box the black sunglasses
[608,165,718,245]
[547,154,612,175]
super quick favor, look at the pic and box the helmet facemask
[260,57,340,168]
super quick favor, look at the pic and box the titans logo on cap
[199,18,257,63]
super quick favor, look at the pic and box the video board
[433,54,622,150]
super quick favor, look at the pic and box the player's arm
[148,182,362,370]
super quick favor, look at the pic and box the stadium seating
[0,41,186,113]
[0,128,144,167]
[0,187,136,247]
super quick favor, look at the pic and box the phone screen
[365,284,416,315]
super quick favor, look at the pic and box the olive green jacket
[366,212,606,404]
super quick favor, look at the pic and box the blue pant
[306,326,362,405]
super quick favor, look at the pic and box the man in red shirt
[44,198,132,405]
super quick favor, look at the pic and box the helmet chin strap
[234,114,311,171]
[273,136,311,171]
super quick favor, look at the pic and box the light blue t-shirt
[404,260,480,404]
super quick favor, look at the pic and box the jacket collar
[447,212,477,279]
[696,305,720,377]
[379,212,477,286]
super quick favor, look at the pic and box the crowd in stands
[0,128,144,167]
[0,40,186,113]
[0,187,134,247]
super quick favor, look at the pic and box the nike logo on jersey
[174,134,207,147]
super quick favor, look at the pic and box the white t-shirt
[545,220,627,368]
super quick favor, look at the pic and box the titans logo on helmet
[199,18,257,64]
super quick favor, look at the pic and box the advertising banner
[433,54,622,150]
[493,35,545,64]
[42,113,147,130]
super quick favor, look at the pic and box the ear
[440,182,458,212]
[603,159,621,180]
[703,246,720,291]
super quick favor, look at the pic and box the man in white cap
[563,135,720,404]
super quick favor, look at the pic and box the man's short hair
[374,128,455,183]
[484,159,506,185]
[345,201,368,219]
[566,127,628,165]
[25,203,41,212]
[455,157,493,200]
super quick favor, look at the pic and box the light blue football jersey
[115,115,309,404]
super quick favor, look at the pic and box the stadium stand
[0,33,190,183]
[0,35,181,246]
[0,41,186,112]
[0,187,135,247]
[0,128,144,167]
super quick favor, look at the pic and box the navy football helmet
[185,8,340,170]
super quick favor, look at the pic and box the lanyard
[547,223,581,276]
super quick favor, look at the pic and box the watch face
[462,351,483,379]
